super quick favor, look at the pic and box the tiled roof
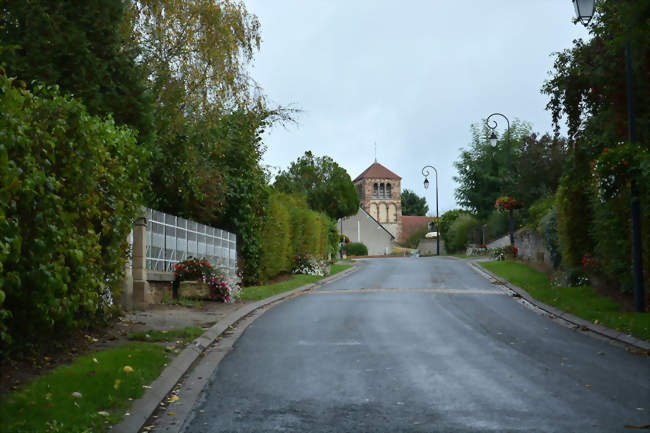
[400,215,433,244]
[353,162,401,182]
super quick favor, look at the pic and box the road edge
[468,260,650,352]
[112,262,361,433]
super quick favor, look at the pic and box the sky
[245,0,590,214]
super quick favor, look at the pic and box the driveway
[183,257,650,432]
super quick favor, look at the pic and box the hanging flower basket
[494,196,523,212]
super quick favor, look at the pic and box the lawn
[127,326,204,343]
[240,264,352,301]
[480,261,650,342]
[0,343,168,433]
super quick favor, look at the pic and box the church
[338,161,432,255]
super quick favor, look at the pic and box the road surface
[183,257,650,433]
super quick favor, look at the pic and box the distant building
[338,161,433,254]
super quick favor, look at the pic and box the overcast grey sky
[246,0,589,214]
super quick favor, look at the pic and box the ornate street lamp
[422,165,439,256]
[486,113,514,247]
[572,0,644,312]
[572,0,595,26]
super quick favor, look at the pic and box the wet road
[183,257,650,432]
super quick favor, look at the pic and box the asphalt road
[183,257,650,433]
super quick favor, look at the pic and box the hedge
[258,192,330,282]
[0,76,147,353]
[345,242,368,256]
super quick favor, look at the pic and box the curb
[468,261,650,352]
[112,263,361,433]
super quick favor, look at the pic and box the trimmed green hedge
[259,192,330,282]
[0,76,147,352]
[345,242,368,256]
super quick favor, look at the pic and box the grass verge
[241,264,353,301]
[480,261,650,342]
[127,326,204,343]
[0,342,168,433]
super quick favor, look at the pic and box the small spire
[374,142,377,163]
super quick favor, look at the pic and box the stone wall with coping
[487,228,554,271]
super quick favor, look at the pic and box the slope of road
[183,257,649,433]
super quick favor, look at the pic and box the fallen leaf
[123,365,134,373]
[167,412,176,416]
[71,392,83,398]
[142,385,152,389]
[585,384,592,388]
[44,393,52,401]
[98,411,110,417]
[93,358,99,363]
[168,395,180,402]
[161,330,168,334]
[114,379,121,390]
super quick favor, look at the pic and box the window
[386,184,392,199]
[380,184,385,199]
[373,183,378,198]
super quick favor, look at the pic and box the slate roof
[400,215,434,244]
[353,162,401,182]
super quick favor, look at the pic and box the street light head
[572,0,595,26]
[423,177,429,189]
[489,131,498,147]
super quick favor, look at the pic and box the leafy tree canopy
[274,151,359,220]
[401,189,429,216]
[453,120,531,219]
[0,0,154,142]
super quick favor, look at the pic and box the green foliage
[241,274,323,301]
[446,214,480,253]
[526,195,556,232]
[274,151,359,220]
[0,343,168,433]
[258,192,330,282]
[127,326,204,343]
[401,189,429,216]
[0,76,147,353]
[542,0,649,295]
[345,242,368,256]
[453,120,532,219]
[486,210,508,241]
[439,209,469,248]
[540,207,562,268]
[0,0,154,143]
[404,226,430,249]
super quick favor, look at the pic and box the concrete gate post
[132,215,151,308]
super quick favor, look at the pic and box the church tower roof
[353,162,401,182]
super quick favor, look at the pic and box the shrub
[258,192,330,282]
[446,214,480,252]
[0,75,147,353]
[439,209,469,248]
[486,210,508,241]
[291,253,328,276]
[404,226,430,249]
[345,242,368,256]
[540,207,562,268]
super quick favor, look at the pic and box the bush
[258,192,331,282]
[345,242,368,256]
[486,210,508,241]
[404,226,429,249]
[0,76,147,353]
[439,209,469,248]
[446,214,480,252]
[540,207,562,268]
[173,257,236,302]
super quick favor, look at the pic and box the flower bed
[173,257,239,302]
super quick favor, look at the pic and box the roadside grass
[127,326,204,343]
[241,264,353,301]
[446,253,470,259]
[0,342,168,433]
[480,261,650,342]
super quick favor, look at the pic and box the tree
[542,0,649,294]
[274,151,359,220]
[0,0,154,142]
[401,189,429,216]
[453,120,531,219]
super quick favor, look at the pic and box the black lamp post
[572,0,645,312]
[486,113,514,247]
[422,165,439,256]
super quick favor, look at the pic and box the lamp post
[422,165,439,256]
[572,0,645,312]
[486,113,514,246]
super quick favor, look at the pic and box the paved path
[183,257,649,432]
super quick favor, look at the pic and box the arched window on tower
[386,184,392,199]
[380,183,385,199]
[373,183,378,198]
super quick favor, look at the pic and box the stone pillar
[132,215,152,308]
[120,231,134,311]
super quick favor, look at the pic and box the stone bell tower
[352,161,402,240]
